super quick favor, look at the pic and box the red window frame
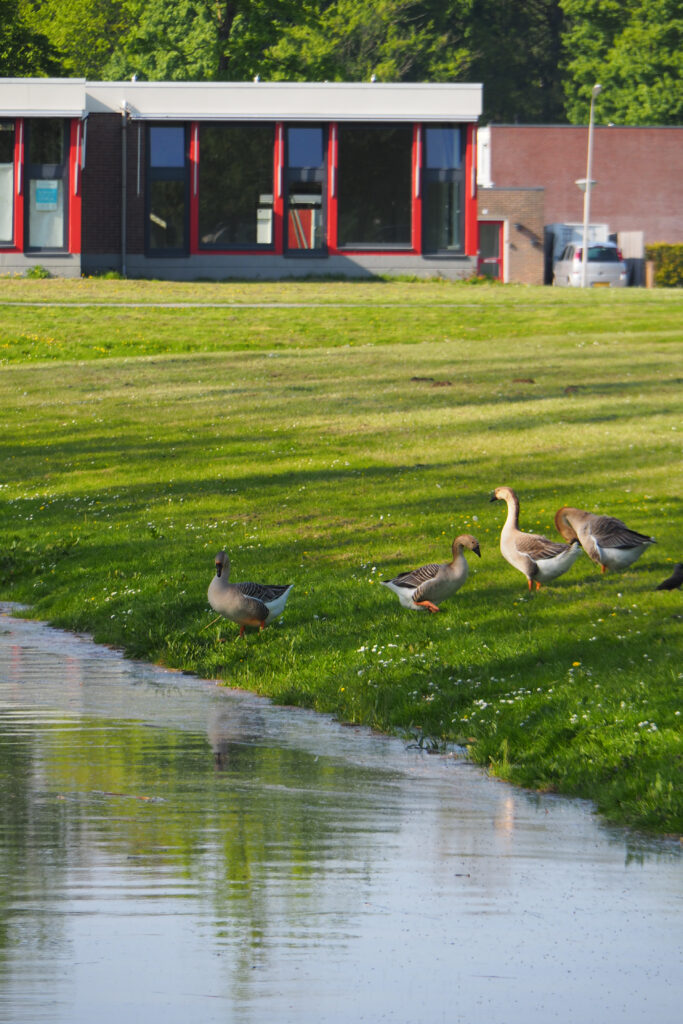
[184,116,479,262]
[0,117,82,255]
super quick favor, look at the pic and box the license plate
[592,282,610,287]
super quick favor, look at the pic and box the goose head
[489,486,518,505]
[554,507,579,542]
[214,550,230,579]
[454,534,481,558]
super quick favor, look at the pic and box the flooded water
[0,605,680,1024]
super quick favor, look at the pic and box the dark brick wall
[82,113,121,254]
[489,125,683,244]
[82,113,145,257]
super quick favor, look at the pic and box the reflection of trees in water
[0,703,385,990]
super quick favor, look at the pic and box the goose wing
[593,515,653,549]
[385,562,440,590]
[237,581,290,609]
[516,532,571,561]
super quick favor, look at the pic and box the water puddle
[0,604,680,1024]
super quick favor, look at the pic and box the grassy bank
[1,278,681,834]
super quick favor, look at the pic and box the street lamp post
[580,83,602,288]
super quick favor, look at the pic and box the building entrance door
[25,119,69,251]
[478,220,503,279]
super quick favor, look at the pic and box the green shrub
[645,243,683,287]
[25,264,51,279]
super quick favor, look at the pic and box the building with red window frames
[0,78,482,280]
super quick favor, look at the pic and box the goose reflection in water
[206,703,266,771]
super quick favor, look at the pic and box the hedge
[645,243,683,287]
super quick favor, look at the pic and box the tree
[561,0,683,124]
[262,0,567,123]
[21,0,134,80]
[105,0,313,81]
[0,0,60,76]
[262,0,473,83]
[18,0,311,81]
[467,0,567,123]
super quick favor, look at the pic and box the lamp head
[592,83,602,98]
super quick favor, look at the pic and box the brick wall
[82,113,145,259]
[82,114,121,255]
[489,125,683,245]
[478,187,545,285]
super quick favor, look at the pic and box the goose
[381,534,481,612]
[655,563,683,591]
[208,550,293,637]
[490,486,580,590]
[554,506,655,573]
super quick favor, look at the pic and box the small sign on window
[35,181,59,211]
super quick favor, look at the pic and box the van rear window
[588,246,619,262]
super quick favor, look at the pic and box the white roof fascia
[0,78,87,118]
[85,81,482,122]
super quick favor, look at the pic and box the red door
[478,220,503,279]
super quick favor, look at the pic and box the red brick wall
[489,125,683,244]
[478,187,545,285]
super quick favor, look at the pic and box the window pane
[0,122,14,163]
[288,127,323,168]
[423,179,461,252]
[0,122,15,244]
[588,245,619,262]
[199,124,274,248]
[424,127,462,169]
[150,126,186,168]
[28,179,64,248]
[28,119,64,165]
[479,222,500,258]
[337,126,412,247]
[287,183,323,250]
[149,179,186,250]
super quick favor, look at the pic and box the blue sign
[35,181,59,211]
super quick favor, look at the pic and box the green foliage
[263,0,472,83]
[0,0,60,75]
[467,0,567,123]
[264,0,567,122]
[645,243,683,287]
[24,264,51,279]
[7,0,681,124]
[22,0,135,80]
[561,0,683,124]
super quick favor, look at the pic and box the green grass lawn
[1,277,681,834]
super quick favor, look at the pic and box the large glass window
[199,123,275,249]
[0,122,15,245]
[337,125,412,248]
[422,125,465,254]
[286,125,326,254]
[147,124,189,255]
[26,119,68,251]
